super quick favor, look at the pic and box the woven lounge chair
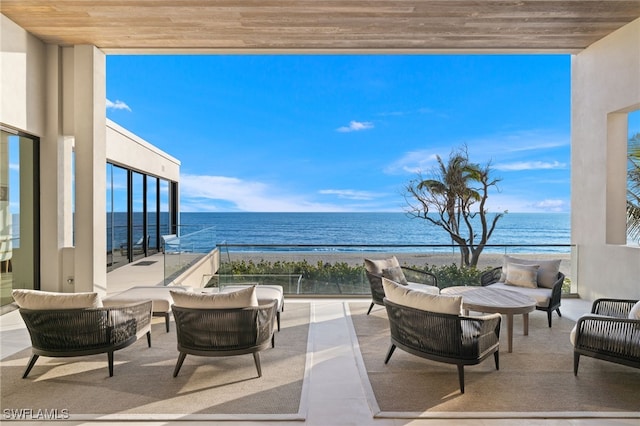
[172,300,278,377]
[572,298,640,374]
[18,300,153,378]
[384,296,501,393]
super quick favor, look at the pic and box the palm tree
[627,132,640,243]
[405,146,505,268]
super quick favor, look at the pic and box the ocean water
[179,212,571,254]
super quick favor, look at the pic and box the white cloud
[494,160,566,171]
[531,199,568,212]
[106,99,132,111]
[180,173,350,212]
[336,120,374,133]
[384,150,439,174]
[485,194,570,213]
[318,189,378,200]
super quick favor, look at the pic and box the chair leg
[384,344,396,364]
[547,310,552,328]
[366,302,375,315]
[146,331,151,348]
[457,365,465,394]
[173,352,187,377]
[494,351,500,370]
[573,352,580,376]
[556,308,562,317]
[253,352,262,377]
[108,351,114,377]
[271,334,275,348]
[165,313,170,333]
[22,354,39,379]
[276,311,281,331]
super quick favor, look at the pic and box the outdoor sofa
[480,255,565,327]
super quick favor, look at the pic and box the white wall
[572,17,640,301]
[107,120,180,181]
[0,15,46,136]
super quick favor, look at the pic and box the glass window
[106,162,177,269]
[160,179,170,237]
[147,175,158,254]
[1,128,39,308]
[106,164,128,271]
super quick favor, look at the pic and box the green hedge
[216,259,491,291]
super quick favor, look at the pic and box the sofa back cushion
[171,286,258,309]
[12,289,103,310]
[382,277,461,315]
[500,255,561,288]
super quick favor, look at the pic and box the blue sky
[106,54,572,213]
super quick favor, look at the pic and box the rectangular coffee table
[441,286,536,353]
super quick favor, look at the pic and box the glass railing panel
[215,243,575,296]
[163,226,216,285]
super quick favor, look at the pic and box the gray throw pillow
[382,266,408,285]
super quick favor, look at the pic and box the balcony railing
[213,243,576,296]
[163,226,217,285]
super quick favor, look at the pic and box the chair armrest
[365,271,386,303]
[460,313,502,356]
[574,315,640,356]
[548,272,565,308]
[591,298,638,317]
[107,300,153,338]
[109,318,138,345]
[460,313,502,338]
[480,267,502,286]
[256,300,278,344]
[401,266,438,288]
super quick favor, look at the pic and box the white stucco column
[73,45,107,294]
[572,17,640,300]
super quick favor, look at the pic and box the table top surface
[443,286,537,314]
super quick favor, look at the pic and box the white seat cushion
[103,285,192,313]
[383,277,461,315]
[171,285,258,309]
[221,285,284,311]
[406,282,440,295]
[487,282,552,307]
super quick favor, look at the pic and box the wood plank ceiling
[1,1,640,53]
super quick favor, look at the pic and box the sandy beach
[225,251,572,276]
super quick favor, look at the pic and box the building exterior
[0,9,639,307]
[1,15,180,307]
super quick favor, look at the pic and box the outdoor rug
[0,303,311,421]
[348,302,640,419]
